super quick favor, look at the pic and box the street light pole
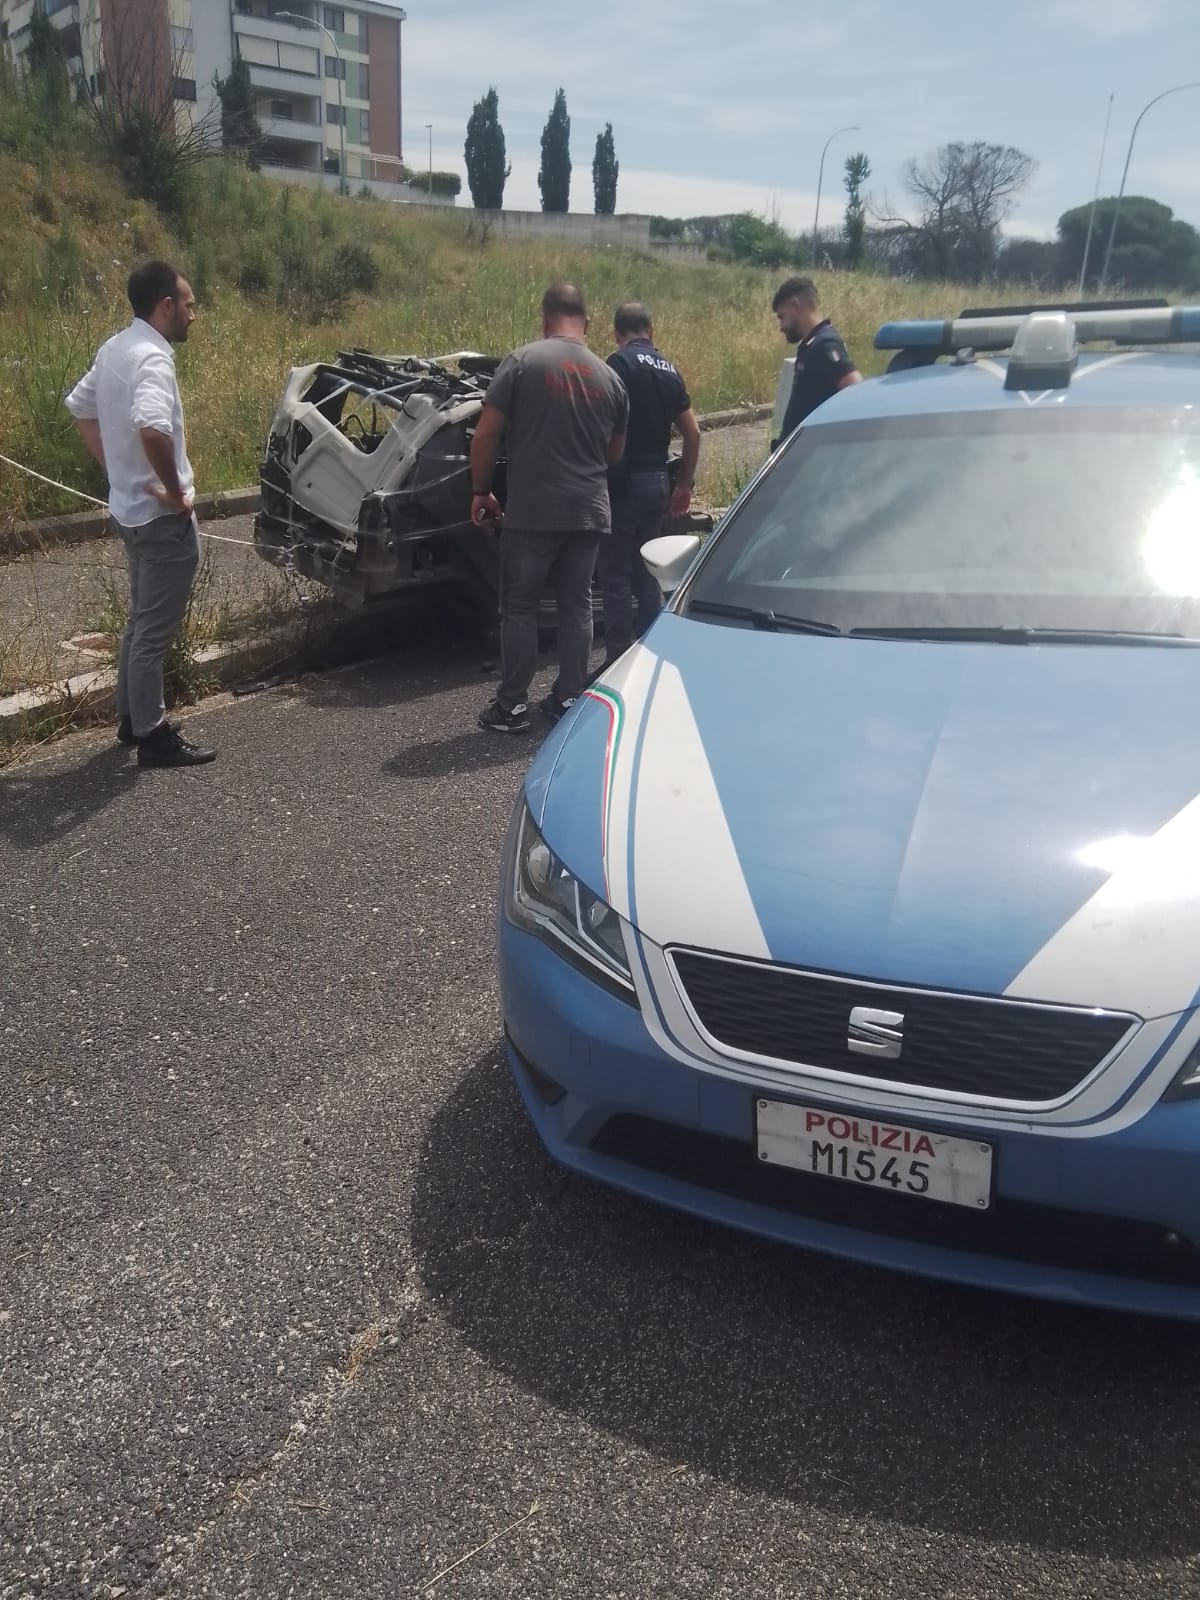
[275,11,344,193]
[812,123,859,270]
[425,122,432,197]
[1098,81,1200,291]
[1078,92,1114,296]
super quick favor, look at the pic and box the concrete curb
[696,404,773,432]
[1,488,261,559]
[1,405,770,557]
[0,629,277,748]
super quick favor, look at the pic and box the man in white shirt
[66,260,216,767]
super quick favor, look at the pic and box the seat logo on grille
[848,1006,904,1059]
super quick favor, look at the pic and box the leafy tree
[843,151,870,269]
[996,236,1065,288]
[1059,195,1200,291]
[538,87,570,213]
[25,3,70,109]
[215,57,261,170]
[592,121,618,214]
[464,85,510,209]
[409,169,462,199]
[727,211,801,268]
[648,211,802,265]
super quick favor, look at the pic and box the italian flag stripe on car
[584,684,624,896]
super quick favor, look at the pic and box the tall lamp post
[275,10,344,193]
[425,122,432,196]
[1099,82,1200,291]
[811,123,859,269]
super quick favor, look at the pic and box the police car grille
[669,950,1133,1103]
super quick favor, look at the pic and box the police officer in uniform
[771,275,861,448]
[600,301,701,665]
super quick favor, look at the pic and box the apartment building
[0,0,409,188]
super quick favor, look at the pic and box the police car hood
[527,613,1200,1020]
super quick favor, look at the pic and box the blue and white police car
[498,301,1200,1319]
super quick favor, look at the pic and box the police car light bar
[875,305,1200,354]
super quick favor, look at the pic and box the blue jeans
[599,469,668,660]
[497,528,599,710]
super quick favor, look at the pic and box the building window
[323,7,345,30]
[270,99,294,119]
[170,24,193,54]
[171,77,197,102]
[326,102,345,125]
[324,54,345,77]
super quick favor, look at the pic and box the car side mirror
[642,534,702,596]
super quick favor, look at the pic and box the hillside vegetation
[2,77,1044,526]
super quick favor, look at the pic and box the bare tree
[955,142,1037,277]
[875,141,1035,282]
[75,0,217,212]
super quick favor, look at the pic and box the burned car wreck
[254,348,707,621]
[255,349,509,615]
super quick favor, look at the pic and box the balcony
[259,113,323,142]
[236,28,319,78]
[254,93,322,128]
[234,0,317,23]
[235,14,317,45]
[261,145,323,175]
[247,61,319,95]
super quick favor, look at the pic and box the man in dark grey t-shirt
[471,281,628,732]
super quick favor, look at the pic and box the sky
[390,0,1200,241]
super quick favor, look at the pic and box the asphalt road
[2,629,1199,1600]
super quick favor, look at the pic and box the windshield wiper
[850,625,1200,647]
[688,599,842,635]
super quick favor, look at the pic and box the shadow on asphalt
[381,731,547,783]
[0,740,137,847]
[413,1047,1200,1562]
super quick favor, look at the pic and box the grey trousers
[113,511,200,738]
[497,528,599,710]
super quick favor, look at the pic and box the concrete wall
[263,163,454,205]
[461,209,653,250]
[648,241,710,264]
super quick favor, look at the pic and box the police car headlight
[508,804,635,994]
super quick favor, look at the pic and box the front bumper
[499,918,1200,1320]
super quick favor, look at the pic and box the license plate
[755,1099,992,1210]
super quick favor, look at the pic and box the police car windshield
[686,409,1200,641]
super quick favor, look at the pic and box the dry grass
[0,149,1047,525]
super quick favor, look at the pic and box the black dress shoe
[137,722,217,768]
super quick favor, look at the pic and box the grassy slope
[1,136,1030,525]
